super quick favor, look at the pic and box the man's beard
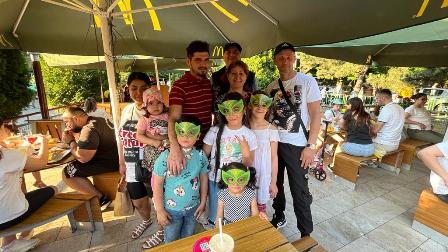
[72,125,83,133]
[193,68,207,78]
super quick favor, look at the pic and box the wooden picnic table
[145,216,297,252]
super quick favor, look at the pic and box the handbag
[277,78,310,140]
[114,177,134,216]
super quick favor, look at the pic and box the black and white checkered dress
[218,188,256,224]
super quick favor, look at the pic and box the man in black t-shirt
[61,106,118,208]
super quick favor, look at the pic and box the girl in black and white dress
[215,162,268,224]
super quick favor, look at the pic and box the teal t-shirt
[153,149,209,211]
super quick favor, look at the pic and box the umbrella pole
[98,1,121,144]
[154,58,160,90]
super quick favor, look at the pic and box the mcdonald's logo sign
[212,45,224,57]
[415,0,448,17]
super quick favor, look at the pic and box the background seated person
[405,93,443,144]
[324,98,344,132]
[418,141,448,203]
[334,97,374,158]
[370,89,405,152]
[0,119,57,252]
[61,106,119,209]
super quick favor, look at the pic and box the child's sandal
[142,229,164,249]
[130,219,152,239]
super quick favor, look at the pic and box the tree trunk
[353,65,370,95]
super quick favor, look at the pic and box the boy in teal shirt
[153,115,208,243]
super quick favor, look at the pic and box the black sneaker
[271,213,287,229]
[99,195,111,211]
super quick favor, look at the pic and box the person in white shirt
[84,97,111,121]
[265,42,321,237]
[418,141,448,203]
[371,89,405,152]
[0,119,57,252]
[405,93,443,144]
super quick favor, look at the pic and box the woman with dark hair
[84,97,109,120]
[213,61,253,122]
[405,93,443,144]
[0,119,57,251]
[117,72,164,249]
[336,97,374,157]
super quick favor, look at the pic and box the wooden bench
[0,194,95,238]
[412,188,448,246]
[55,193,104,231]
[92,171,121,201]
[332,149,404,190]
[399,138,432,171]
[291,236,324,252]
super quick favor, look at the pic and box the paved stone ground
[16,157,448,252]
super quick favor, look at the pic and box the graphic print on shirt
[190,177,199,190]
[149,119,168,135]
[119,120,144,163]
[271,85,302,133]
[174,185,186,197]
[220,135,242,165]
[166,198,176,208]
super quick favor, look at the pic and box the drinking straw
[218,217,223,246]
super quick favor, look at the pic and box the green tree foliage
[41,58,107,106]
[0,50,33,118]
[242,50,278,89]
[367,68,414,97]
[404,67,448,87]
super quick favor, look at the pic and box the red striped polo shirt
[169,72,213,138]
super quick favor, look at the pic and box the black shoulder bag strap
[277,78,309,140]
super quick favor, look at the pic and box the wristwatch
[306,143,317,150]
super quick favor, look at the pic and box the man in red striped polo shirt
[167,40,213,175]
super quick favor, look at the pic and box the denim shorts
[164,205,198,243]
[341,142,374,157]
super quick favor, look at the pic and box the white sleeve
[306,77,321,103]
[203,127,218,146]
[119,105,132,127]
[269,128,280,142]
[377,107,391,123]
[404,105,415,115]
[2,150,27,173]
[247,130,258,151]
[436,141,448,158]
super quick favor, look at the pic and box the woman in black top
[336,97,374,157]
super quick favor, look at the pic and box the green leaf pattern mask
[175,122,201,139]
[218,99,244,116]
[250,94,273,108]
[221,168,250,186]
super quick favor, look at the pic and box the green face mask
[221,168,250,186]
[250,94,273,108]
[218,99,244,116]
[175,122,201,139]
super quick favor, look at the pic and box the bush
[0,50,33,118]
[41,58,107,106]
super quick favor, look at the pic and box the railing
[10,104,80,134]
[322,94,375,107]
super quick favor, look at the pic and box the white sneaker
[1,238,40,252]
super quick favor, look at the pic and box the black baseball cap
[273,42,295,56]
[224,42,242,52]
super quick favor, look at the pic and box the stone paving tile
[318,210,381,245]
[366,219,428,252]
[414,239,448,252]
[306,225,344,252]
[336,236,388,252]
[33,232,92,252]
[352,197,406,226]
[382,186,421,209]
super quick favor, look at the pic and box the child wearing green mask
[248,91,280,213]
[216,162,268,224]
[152,115,209,243]
[203,92,258,228]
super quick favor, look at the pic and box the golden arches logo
[93,0,161,31]
[212,46,224,57]
[415,0,448,17]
